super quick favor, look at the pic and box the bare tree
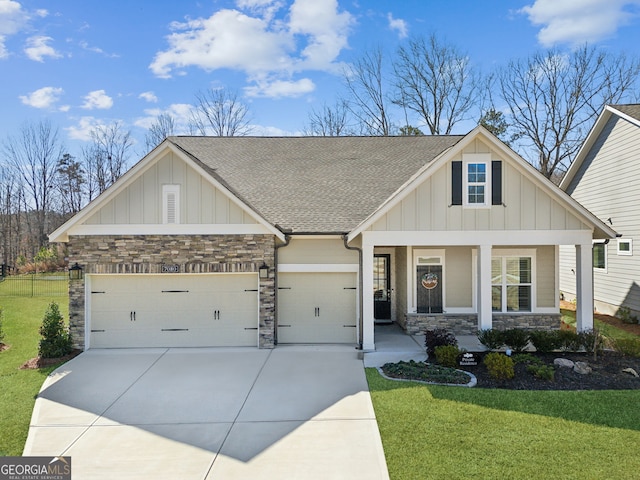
[343,47,394,135]
[189,88,252,136]
[498,45,640,179]
[0,165,21,266]
[56,153,85,217]
[3,120,63,251]
[145,113,176,152]
[303,101,354,136]
[393,34,479,134]
[83,121,133,200]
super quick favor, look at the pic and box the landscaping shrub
[434,345,460,368]
[557,330,581,352]
[617,306,638,325]
[529,330,562,353]
[613,338,640,357]
[477,329,504,350]
[483,352,515,380]
[578,329,604,358]
[502,329,530,353]
[424,328,457,356]
[38,302,73,359]
[527,364,555,381]
[512,353,544,366]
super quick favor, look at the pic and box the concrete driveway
[23,346,389,480]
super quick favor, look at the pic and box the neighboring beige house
[50,127,614,351]
[560,104,640,317]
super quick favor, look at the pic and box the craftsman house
[50,127,615,351]
[560,104,640,317]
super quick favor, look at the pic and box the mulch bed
[463,351,640,390]
[19,349,82,370]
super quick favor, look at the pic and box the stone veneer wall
[67,234,276,349]
[404,313,562,335]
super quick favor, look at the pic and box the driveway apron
[23,346,389,480]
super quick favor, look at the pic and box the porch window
[492,256,532,312]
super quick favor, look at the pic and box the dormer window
[163,185,180,224]
[451,154,502,207]
[465,162,488,205]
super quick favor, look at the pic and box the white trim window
[593,241,607,270]
[162,184,180,224]
[492,255,533,312]
[617,239,632,256]
[463,157,491,207]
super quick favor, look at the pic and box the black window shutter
[492,161,502,205]
[451,161,462,205]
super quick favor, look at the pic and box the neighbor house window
[617,239,632,256]
[593,242,606,270]
[492,256,532,312]
[162,184,180,224]
[465,162,488,206]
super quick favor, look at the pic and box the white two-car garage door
[278,272,357,344]
[89,274,259,348]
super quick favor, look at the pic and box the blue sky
[2,0,640,160]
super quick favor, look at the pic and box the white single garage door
[89,274,259,348]
[278,272,357,344]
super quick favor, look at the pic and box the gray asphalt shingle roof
[611,104,640,122]
[169,136,464,233]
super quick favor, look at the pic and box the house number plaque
[161,264,180,273]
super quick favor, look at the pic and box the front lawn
[0,296,69,455]
[367,369,640,479]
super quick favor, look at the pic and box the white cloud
[150,0,353,98]
[134,103,193,133]
[245,77,315,98]
[19,86,63,108]
[387,13,407,39]
[139,91,158,103]
[520,0,640,47]
[66,116,104,141]
[81,89,113,110]
[24,35,61,62]
[0,0,28,58]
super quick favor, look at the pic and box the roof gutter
[343,234,363,350]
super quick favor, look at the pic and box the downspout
[343,234,364,350]
[273,233,291,346]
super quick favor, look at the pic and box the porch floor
[363,322,486,367]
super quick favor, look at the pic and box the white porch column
[477,244,493,330]
[362,243,375,351]
[575,243,594,331]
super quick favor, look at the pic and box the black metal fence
[0,275,68,297]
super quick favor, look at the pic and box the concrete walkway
[24,347,389,480]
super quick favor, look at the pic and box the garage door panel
[278,272,357,344]
[89,274,258,348]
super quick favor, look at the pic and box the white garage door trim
[85,273,259,349]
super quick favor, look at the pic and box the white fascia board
[49,141,284,243]
[361,229,594,247]
[66,223,275,237]
[560,107,613,191]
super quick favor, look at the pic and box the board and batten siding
[84,151,257,226]
[369,139,590,233]
[561,114,640,314]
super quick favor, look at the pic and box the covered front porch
[358,232,596,352]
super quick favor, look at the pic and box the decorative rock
[554,358,575,368]
[622,367,639,378]
[573,361,592,375]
